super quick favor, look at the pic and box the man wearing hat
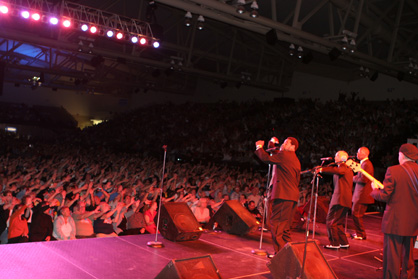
[254,137,301,256]
[371,143,418,279]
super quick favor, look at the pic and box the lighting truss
[1,0,160,47]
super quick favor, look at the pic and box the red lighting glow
[116,32,123,40]
[139,37,147,45]
[90,26,97,34]
[31,13,41,21]
[0,5,8,14]
[62,19,71,28]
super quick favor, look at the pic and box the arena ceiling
[0,0,417,96]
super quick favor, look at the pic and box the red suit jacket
[370,161,418,236]
[255,149,300,202]
[321,163,353,208]
[352,159,375,204]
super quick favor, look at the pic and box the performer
[351,147,374,240]
[318,151,353,249]
[254,137,301,256]
[370,143,418,279]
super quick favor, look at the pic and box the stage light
[297,46,303,59]
[62,19,71,28]
[21,11,30,19]
[185,11,192,27]
[139,37,147,45]
[106,30,114,37]
[49,17,59,25]
[250,1,259,18]
[289,44,295,56]
[153,41,160,48]
[197,15,204,30]
[116,32,123,40]
[0,5,9,14]
[81,24,88,31]
[32,13,41,21]
[236,0,246,14]
[131,36,138,43]
[90,26,97,34]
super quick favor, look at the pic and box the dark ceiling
[0,0,417,96]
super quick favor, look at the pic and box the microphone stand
[252,163,272,256]
[298,161,325,279]
[147,145,167,248]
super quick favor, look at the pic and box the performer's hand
[255,140,264,150]
[371,181,379,190]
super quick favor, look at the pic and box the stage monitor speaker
[155,255,222,279]
[157,202,203,242]
[212,200,259,235]
[267,241,337,279]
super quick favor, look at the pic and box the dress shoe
[353,235,366,240]
[267,253,275,259]
[324,244,340,249]
[340,244,350,249]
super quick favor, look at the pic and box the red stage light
[62,19,71,28]
[31,13,41,21]
[139,37,147,45]
[90,26,97,34]
[116,32,123,40]
[0,5,8,14]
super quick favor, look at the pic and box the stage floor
[0,213,417,279]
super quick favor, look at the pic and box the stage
[0,213,417,278]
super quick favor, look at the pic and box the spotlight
[197,15,204,30]
[250,1,259,18]
[289,44,295,56]
[78,41,83,52]
[139,37,147,45]
[116,32,124,40]
[106,30,114,37]
[236,0,246,14]
[32,13,41,21]
[49,17,59,25]
[185,11,192,27]
[131,36,138,43]
[0,5,9,14]
[90,26,97,34]
[81,24,88,32]
[21,11,30,19]
[62,19,71,28]
[349,39,356,53]
[297,46,303,59]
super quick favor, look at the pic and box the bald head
[335,151,348,163]
[357,147,370,161]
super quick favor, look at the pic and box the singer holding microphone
[254,137,301,256]
[317,150,353,249]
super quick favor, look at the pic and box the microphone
[320,157,333,161]
[266,137,279,153]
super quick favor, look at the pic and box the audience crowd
[0,97,417,244]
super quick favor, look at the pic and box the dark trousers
[352,202,368,238]
[269,199,297,253]
[383,234,415,279]
[326,204,349,246]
